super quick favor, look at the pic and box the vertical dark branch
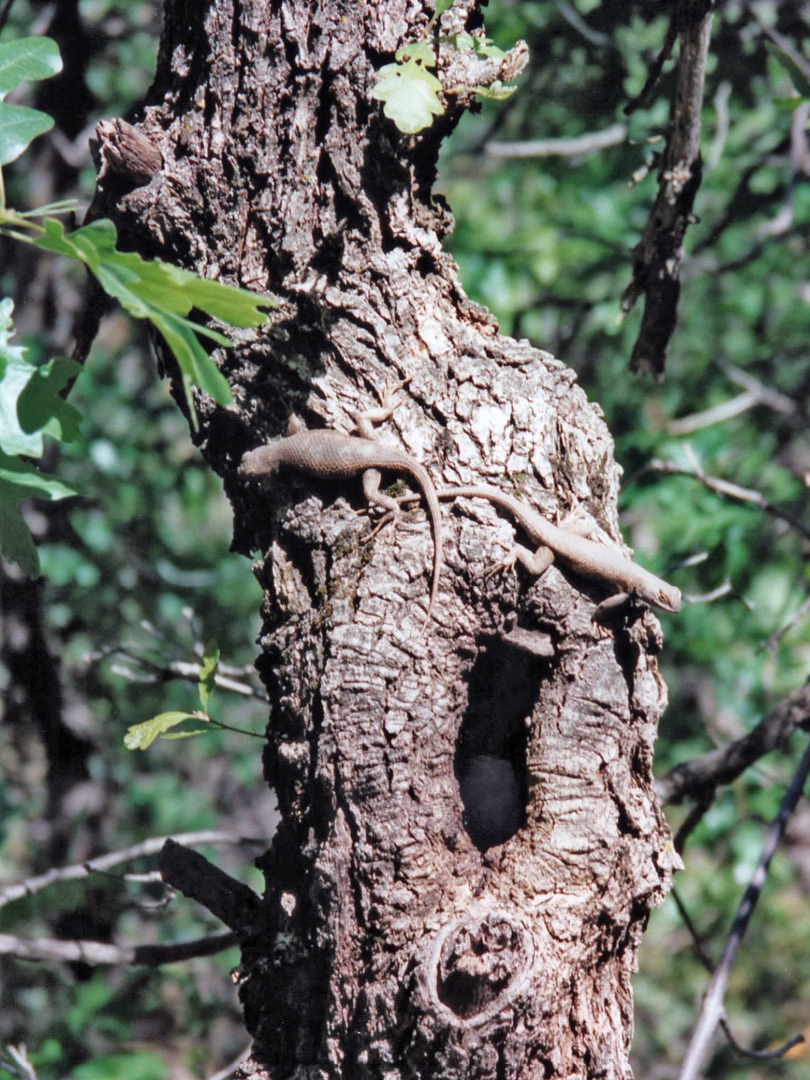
[621,1,714,377]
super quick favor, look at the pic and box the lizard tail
[409,463,443,629]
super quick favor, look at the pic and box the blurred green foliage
[0,7,267,1077]
[1,0,810,1077]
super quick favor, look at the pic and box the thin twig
[666,391,762,436]
[749,3,810,85]
[761,593,810,652]
[485,124,626,159]
[646,457,810,544]
[677,737,810,1080]
[0,930,236,967]
[706,80,731,170]
[552,0,612,48]
[671,888,805,1060]
[721,363,796,415]
[0,831,267,910]
[667,361,796,435]
[88,644,269,701]
[1,1045,39,1080]
[624,19,678,115]
[206,1047,253,1080]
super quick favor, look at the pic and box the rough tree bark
[92,1,677,1076]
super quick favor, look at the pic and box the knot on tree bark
[427,909,535,1026]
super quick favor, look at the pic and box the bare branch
[88,643,270,701]
[0,831,267,911]
[159,840,262,934]
[0,930,236,967]
[659,684,810,809]
[706,80,731,170]
[647,457,810,544]
[749,3,810,86]
[622,1,714,375]
[761,593,810,653]
[1,1044,40,1080]
[551,0,612,48]
[207,1047,252,1080]
[666,361,796,435]
[677,737,810,1080]
[666,391,763,436]
[672,889,805,1061]
[721,363,796,415]
[684,580,735,605]
[623,19,678,116]
[485,124,626,159]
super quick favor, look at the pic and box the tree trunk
[94,1,676,1076]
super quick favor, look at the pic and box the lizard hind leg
[361,468,401,516]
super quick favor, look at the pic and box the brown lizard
[402,484,681,614]
[238,388,443,625]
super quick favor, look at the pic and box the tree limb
[622,0,714,376]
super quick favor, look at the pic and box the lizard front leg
[352,378,411,441]
[485,543,555,580]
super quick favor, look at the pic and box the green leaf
[472,37,507,60]
[160,728,210,740]
[0,100,54,165]
[372,52,444,135]
[435,0,455,17]
[0,297,42,457]
[123,711,205,751]
[397,41,436,67]
[0,450,76,576]
[0,37,62,165]
[446,32,507,60]
[198,639,220,712]
[469,81,518,101]
[34,218,275,427]
[0,36,62,95]
[17,355,82,440]
[0,300,78,576]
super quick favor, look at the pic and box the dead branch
[485,124,626,159]
[0,930,235,967]
[658,684,810,810]
[158,840,262,935]
[647,456,810,544]
[0,831,266,911]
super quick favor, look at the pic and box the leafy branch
[123,641,263,750]
[0,34,276,577]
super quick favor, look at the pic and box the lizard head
[656,583,682,613]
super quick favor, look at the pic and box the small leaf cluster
[371,0,520,134]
